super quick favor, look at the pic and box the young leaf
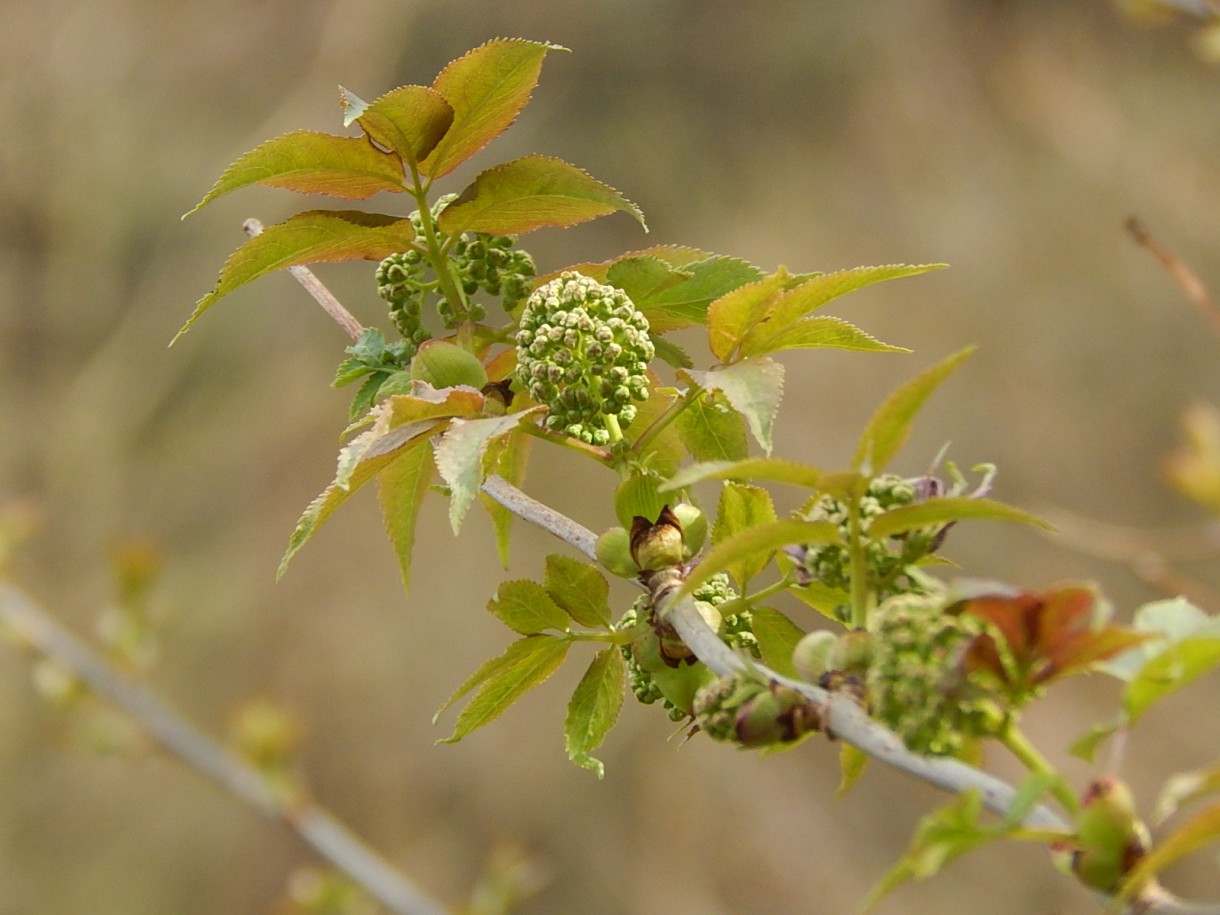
[713,482,777,589]
[184,131,408,217]
[662,456,826,492]
[478,426,532,568]
[1124,634,1220,723]
[853,346,976,474]
[342,84,454,165]
[177,210,416,341]
[433,409,543,535]
[622,375,684,478]
[678,518,839,599]
[867,496,1053,539]
[420,39,567,178]
[376,436,436,596]
[437,155,646,236]
[637,255,766,334]
[682,357,784,454]
[488,579,572,635]
[1154,761,1220,824]
[838,743,869,797]
[436,635,570,743]
[604,255,690,302]
[1101,596,1215,681]
[544,555,612,629]
[613,475,671,531]
[1116,800,1220,906]
[565,648,626,778]
[739,314,909,358]
[749,606,805,678]
[674,391,750,463]
[706,270,790,363]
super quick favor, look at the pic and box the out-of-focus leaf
[1101,597,1214,681]
[678,518,839,598]
[1125,634,1220,723]
[1117,800,1220,906]
[712,482,777,589]
[1154,761,1220,824]
[341,84,454,165]
[433,409,542,535]
[544,555,612,629]
[436,635,570,742]
[853,347,976,474]
[662,457,826,492]
[739,314,909,358]
[565,648,625,778]
[184,131,408,216]
[438,155,645,236]
[376,435,435,596]
[1068,713,1124,763]
[177,210,416,341]
[787,579,852,621]
[682,357,784,454]
[706,270,790,363]
[838,743,869,797]
[1164,401,1220,513]
[868,497,1053,539]
[613,474,671,530]
[488,579,571,635]
[674,391,749,463]
[420,39,567,178]
[750,606,804,678]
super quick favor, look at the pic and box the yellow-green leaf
[662,457,827,492]
[868,497,1053,539]
[420,39,567,178]
[706,269,789,363]
[678,518,839,599]
[838,743,869,797]
[740,315,910,358]
[544,555,612,629]
[376,436,435,596]
[683,357,784,454]
[853,346,976,474]
[489,579,571,635]
[438,154,646,236]
[712,482,777,589]
[1154,761,1220,824]
[177,210,416,342]
[674,391,749,463]
[1116,800,1220,905]
[183,131,407,217]
[750,606,804,678]
[437,635,570,742]
[565,648,626,778]
[342,84,454,165]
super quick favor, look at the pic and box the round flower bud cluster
[789,474,942,619]
[514,272,654,445]
[865,593,994,756]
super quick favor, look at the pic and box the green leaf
[682,357,784,454]
[706,269,790,363]
[787,579,852,621]
[177,210,416,342]
[662,457,826,492]
[420,39,567,178]
[674,391,749,463]
[679,518,839,598]
[544,555,612,629]
[1102,597,1214,681]
[437,154,646,236]
[623,380,684,477]
[436,635,570,742]
[1154,761,1220,823]
[740,314,910,358]
[183,131,408,217]
[376,435,435,596]
[433,409,542,535]
[650,335,693,369]
[1068,713,1124,763]
[341,84,454,165]
[750,606,805,678]
[613,475,671,530]
[838,743,869,797]
[478,425,532,568]
[278,386,486,579]
[867,497,1053,539]
[488,579,572,635]
[605,255,691,301]
[712,482,777,589]
[1117,800,1220,906]
[1124,634,1220,723]
[565,648,626,778]
[853,346,976,474]
[639,255,766,334]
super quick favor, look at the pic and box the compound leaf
[565,648,626,778]
[682,358,784,454]
[489,579,571,635]
[544,554,612,629]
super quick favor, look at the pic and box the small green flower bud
[792,630,838,681]
[1071,776,1150,893]
[671,503,708,558]
[409,340,488,390]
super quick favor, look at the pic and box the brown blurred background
[2,1,1219,912]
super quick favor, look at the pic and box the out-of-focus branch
[1127,216,1220,340]
[0,582,448,915]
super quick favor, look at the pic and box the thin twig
[1126,217,1220,341]
[242,218,365,342]
[0,583,448,915]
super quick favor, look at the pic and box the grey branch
[0,583,448,915]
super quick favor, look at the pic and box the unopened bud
[630,506,685,571]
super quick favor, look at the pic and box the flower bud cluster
[515,272,654,445]
[789,474,944,619]
[375,195,537,340]
[694,676,821,747]
[865,593,993,756]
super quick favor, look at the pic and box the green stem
[629,386,702,458]
[846,493,871,629]
[406,166,475,346]
[994,711,1079,816]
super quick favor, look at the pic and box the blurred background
[2,1,1219,912]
